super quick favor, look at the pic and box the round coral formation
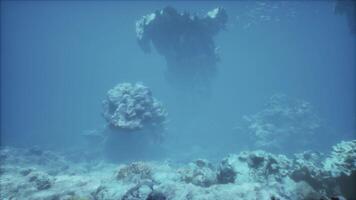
[102,83,167,132]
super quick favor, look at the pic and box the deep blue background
[1,1,355,157]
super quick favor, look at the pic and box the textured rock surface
[1,140,354,200]
[102,82,167,133]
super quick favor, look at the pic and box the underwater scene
[1,1,355,200]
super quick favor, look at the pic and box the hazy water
[1,1,355,159]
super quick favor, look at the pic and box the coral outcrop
[103,83,167,133]
[101,83,167,161]
[136,7,227,95]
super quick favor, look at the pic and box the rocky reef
[136,7,227,95]
[1,140,355,200]
[240,94,322,153]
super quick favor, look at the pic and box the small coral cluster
[177,159,216,187]
[241,94,322,152]
[102,83,167,133]
[116,162,153,183]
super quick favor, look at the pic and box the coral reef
[102,82,167,133]
[1,140,355,200]
[241,94,322,152]
[136,7,227,94]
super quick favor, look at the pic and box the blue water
[1,1,355,159]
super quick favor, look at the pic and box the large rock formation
[136,7,227,95]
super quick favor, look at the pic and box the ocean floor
[0,140,355,200]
